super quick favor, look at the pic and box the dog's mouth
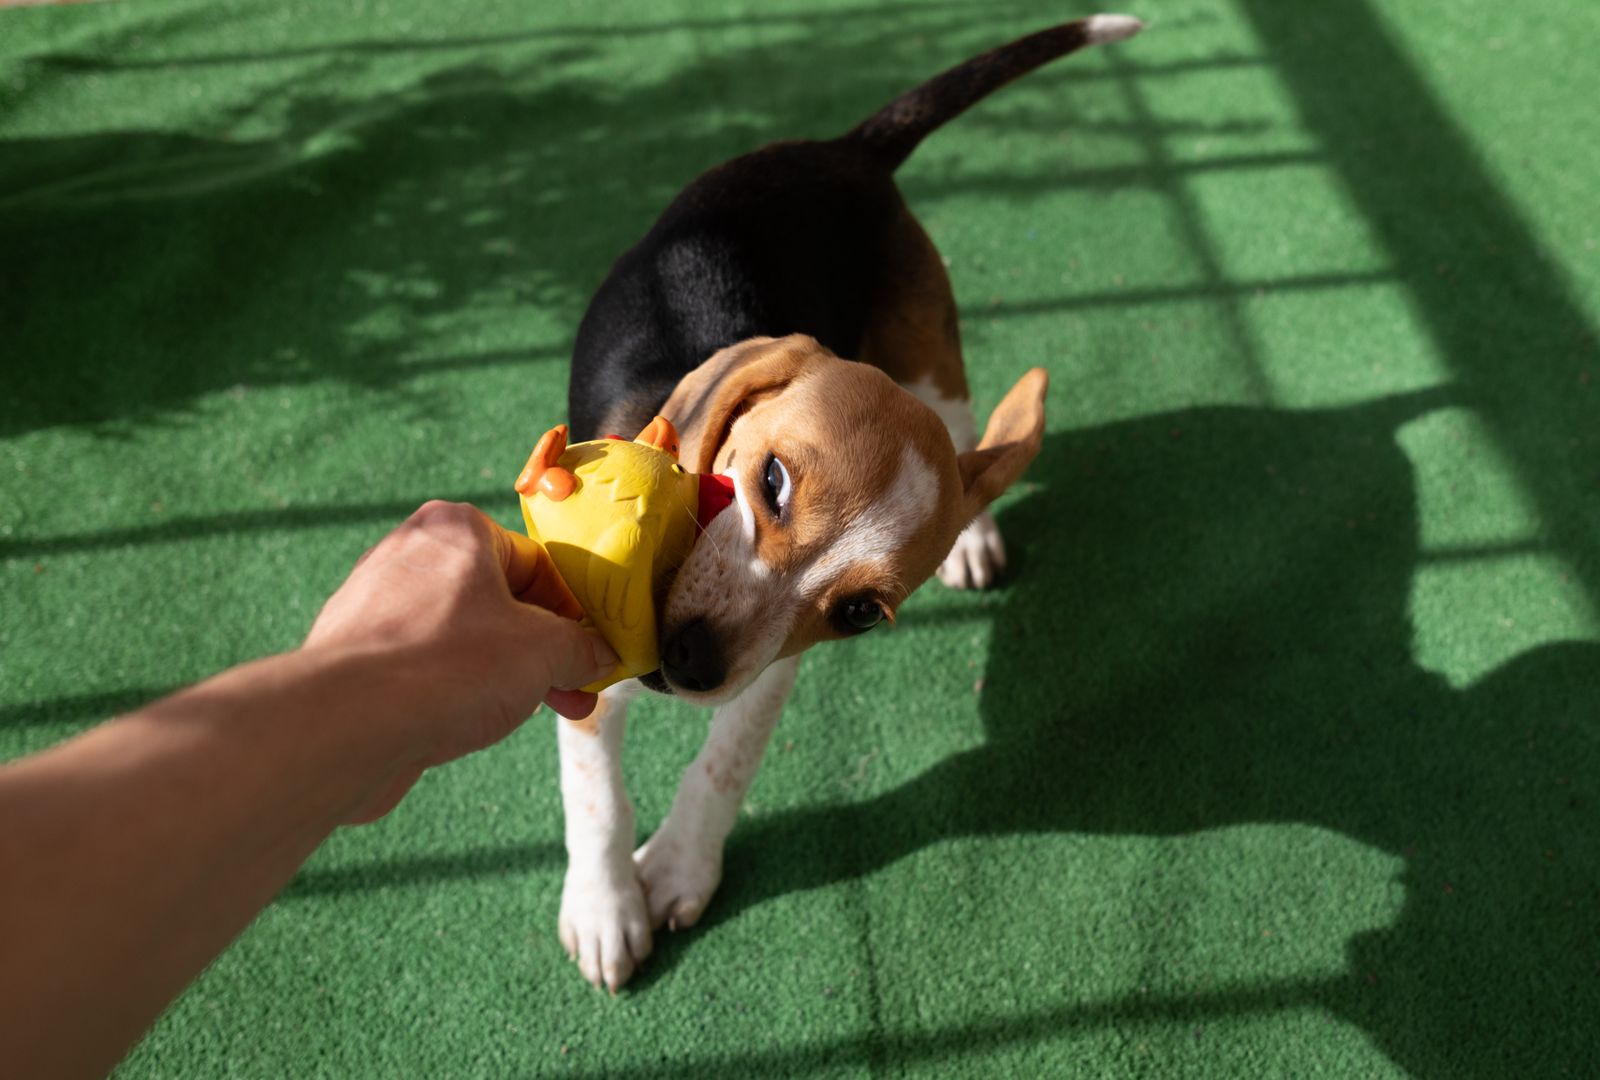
[635,477,733,700]
[638,669,672,695]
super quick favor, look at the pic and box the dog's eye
[834,595,886,634]
[762,453,791,515]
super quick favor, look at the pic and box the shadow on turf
[0,686,179,730]
[692,395,1599,1079]
[279,842,562,900]
[684,8,1600,1074]
[0,487,505,560]
[0,56,634,438]
[30,0,1003,72]
[622,19,1600,1062]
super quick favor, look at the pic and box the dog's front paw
[558,862,653,993]
[938,509,1006,589]
[635,828,723,932]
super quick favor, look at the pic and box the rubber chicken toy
[514,416,735,693]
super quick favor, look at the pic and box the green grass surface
[3,0,1598,1075]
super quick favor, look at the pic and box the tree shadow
[696,394,1598,1077]
[0,486,505,560]
[0,57,672,438]
[27,0,998,72]
[0,0,1033,440]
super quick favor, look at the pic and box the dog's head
[646,334,1046,704]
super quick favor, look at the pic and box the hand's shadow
[664,386,1597,1078]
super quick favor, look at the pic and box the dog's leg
[634,654,800,931]
[940,508,1006,589]
[557,681,652,992]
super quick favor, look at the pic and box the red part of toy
[696,473,736,530]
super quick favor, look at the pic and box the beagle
[551,14,1144,991]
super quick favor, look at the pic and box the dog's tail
[842,14,1145,170]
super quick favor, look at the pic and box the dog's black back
[568,141,901,440]
[566,17,1118,439]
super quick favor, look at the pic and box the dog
[552,13,1144,991]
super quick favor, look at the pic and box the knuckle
[412,499,469,526]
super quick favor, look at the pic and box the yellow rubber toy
[514,416,734,693]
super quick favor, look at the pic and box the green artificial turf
[3,0,1598,1075]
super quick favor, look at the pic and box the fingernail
[589,633,619,672]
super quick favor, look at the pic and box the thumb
[514,604,619,697]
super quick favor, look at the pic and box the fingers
[478,511,586,620]
[512,604,619,699]
[383,501,617,703]
[544,688,599,720]
[406,502,582,620]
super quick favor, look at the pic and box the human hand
[304,500,616,820]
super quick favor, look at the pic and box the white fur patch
[797,444,938,596]
[901,375,977,453]
[729,471,769,577]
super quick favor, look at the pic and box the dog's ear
[664,335,834,472]
[956,368,1048,520]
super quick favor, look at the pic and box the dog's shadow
[643,387,1598,1077]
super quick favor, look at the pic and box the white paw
[634,828,723,932]
[557,862,653,992]
[938,510,1006,589]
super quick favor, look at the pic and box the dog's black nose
[661,618,727,694]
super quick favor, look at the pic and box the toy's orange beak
[696,473,735,531]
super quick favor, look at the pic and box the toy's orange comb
[634,415,680,457]
[515,425,577,502]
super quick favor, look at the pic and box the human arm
[0,501,613,1078]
